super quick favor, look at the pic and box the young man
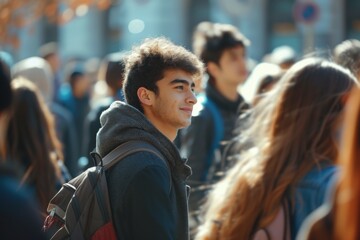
[96,37,203,239]
[177,22,250,224]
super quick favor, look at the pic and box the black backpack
[43,140,166,240]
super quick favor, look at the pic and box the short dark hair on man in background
[104,52,127,93]
[192,22,249,85]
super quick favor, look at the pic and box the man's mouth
[180,107,193,115]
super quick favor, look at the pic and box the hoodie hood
[96,101,189,173]
[12,57,54,103]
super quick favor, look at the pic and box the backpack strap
[101,140,166,169]
[99,140,172,193]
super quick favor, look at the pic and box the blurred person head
[195,58,358,240]
[97,52,127,99]
[12,57,54,103]
[333,39,360,80]
[192,21,249,88]
[193,22,250,86]
[124,37,204,114]
[4,77,63,212]
[68,70,90,99]
[39,42,60,73]
[270,45,297,70]
[241,62,283,106]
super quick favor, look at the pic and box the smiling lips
[180,107,193,115]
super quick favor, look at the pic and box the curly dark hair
[124,37,204,113]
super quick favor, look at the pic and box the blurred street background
[1,0,359,64]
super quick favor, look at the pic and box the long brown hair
[6,78,63,212]
[334,87,360,240]
[196,59,358,240]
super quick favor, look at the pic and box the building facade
[6,0,360,63]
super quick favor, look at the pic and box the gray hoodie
[96,101,191,240]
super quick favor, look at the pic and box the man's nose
[187,91,197,105]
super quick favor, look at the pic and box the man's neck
[144,111,177,142]
[155,125,176,142]
[214,81,239,101]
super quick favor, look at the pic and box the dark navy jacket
[96,101,191,240]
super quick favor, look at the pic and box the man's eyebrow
[170,79,195,87]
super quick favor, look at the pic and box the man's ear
[207,62,219,78]
[137,87,153,106]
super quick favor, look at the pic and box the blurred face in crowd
[73,74,91,98]
[212,45,247,87]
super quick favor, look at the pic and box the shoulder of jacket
[113,151,168,171]
[109,151,172,194]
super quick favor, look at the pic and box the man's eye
[176,86,184,90]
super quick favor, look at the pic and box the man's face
[74,75,91,98]
[216,45,247,86]
[147,69,197,134]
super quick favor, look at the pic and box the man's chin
[179,120,191,129]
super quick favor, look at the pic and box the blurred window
[267,0,301,53]
[187,0,210,49]
[346,0,360,39]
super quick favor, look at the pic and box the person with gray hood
[96,37,204,240]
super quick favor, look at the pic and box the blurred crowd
[0,20,360,240]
